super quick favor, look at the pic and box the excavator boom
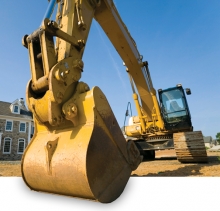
[94,1,163,123]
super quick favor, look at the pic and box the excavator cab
[158,84,192,132]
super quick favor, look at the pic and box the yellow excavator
[21,0,207,203]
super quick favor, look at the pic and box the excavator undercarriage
[133,131,208,163]
[173,131,208,163]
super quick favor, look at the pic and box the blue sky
[0,0,220,138]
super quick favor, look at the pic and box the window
[31,125,35,138]
[5,120,13,131]
[18,139,25,154]
[13,105,19,113]
[31,125,35,134]
[160,89,188,122]
[19,122,26,132]
[3,138,12,154]
[10,104,20,114]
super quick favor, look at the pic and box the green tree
[216,132,220,144]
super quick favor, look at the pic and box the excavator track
[173,131,208,163]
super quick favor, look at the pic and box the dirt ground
[0,161,21,177]
[132,149,220,177]
[0,150,220,177]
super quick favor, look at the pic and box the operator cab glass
[158,86,192,131]
[161,89,187,119]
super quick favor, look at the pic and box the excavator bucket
[21,86,141,203]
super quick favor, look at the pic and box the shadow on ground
[132,155,220,177]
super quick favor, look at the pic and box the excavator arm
[21,0,144,203]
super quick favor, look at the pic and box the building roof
[0,100,32,119]
[203,136,213,143]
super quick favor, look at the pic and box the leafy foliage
[216,132,220,144]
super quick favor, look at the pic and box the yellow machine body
[21,0,207,203]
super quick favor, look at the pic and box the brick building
[0,98,34,160]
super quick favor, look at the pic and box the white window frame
[17,138,25,154]
[5,120,13,131]
[13,105,20,114]
[3,137,12,154]
[19,122,26,133]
